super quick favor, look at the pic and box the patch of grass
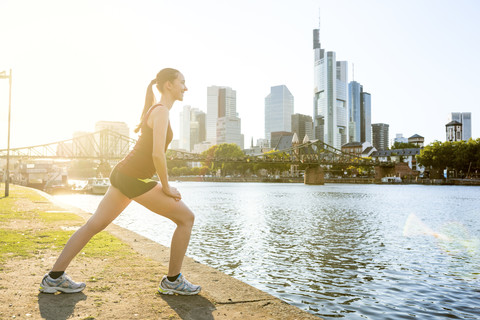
[88,276,103,283]
[1,184,47,202]
[81,231,132,258]
[39,210,83,223]
[91,285,111,292]
[34,230,75,249]
[0,185,136,268]
[0,230,36,261]
[0,229,75,263]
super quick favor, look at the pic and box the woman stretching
[40,68,201,295]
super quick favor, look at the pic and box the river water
[54,182,480,319]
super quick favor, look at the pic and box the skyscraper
[179,105,192,151]
[180,106,206,152]
[372,123,389,151]
[206,86,243,148]
[348,81,361,143]
[291,113,313,143]
[361,91,371,143]
[348,81,372,145]
[207,86,237,145]
[190,109,206,151]
[313,26,348,149]
[264,85,294,144]
[448,112,472,140]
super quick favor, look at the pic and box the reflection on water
[55,183,480,319]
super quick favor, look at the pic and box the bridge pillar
[304,166,324,185]
[375,166,394,181]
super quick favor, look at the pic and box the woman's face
[168,72,188,101]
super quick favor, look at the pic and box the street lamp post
[0,69,12,197]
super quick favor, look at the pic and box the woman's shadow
[38,292,87,320]
[160,294,216,320]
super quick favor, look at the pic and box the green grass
[81,232,132,258]
[0,229,132,263]
[39,210,84,223]
[0,230,37,260]
[0,185,133,264]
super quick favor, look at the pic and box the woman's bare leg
[51,186,131,271]
[133,184,195,276]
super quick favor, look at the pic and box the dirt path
[0,185,320,320]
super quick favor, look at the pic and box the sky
[0,0,479,150]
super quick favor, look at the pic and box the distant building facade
[446,121,462,142]
[265,85,294,145]
[190,109,206,151]
[207,86,237,144]
[206,86,243,148]
[372,148,425,174]
[348,81,371,144]
[180,106,206,152]
[270,131,293,150]
[94,121,130,157]
[341,141,376,158]
[372,123,389,151]
[408,134,424,147]
[291,113,313,143]
[313,26,348,149]
[394,133,408,144]
[448,112,471,140]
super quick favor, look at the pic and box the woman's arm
[150,107,181,200]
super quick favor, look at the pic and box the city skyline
[0,0,479,150]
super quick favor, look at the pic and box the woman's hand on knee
[162,185,181,201]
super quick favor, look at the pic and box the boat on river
[84,178,110,195]
[380,176,402,183]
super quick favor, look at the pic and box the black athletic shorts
[109,168,158,199]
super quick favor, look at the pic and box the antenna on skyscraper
[352,63,355,81]
[318,8,321,34]
[318,8,322,48]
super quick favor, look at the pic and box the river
[54,182,480,319]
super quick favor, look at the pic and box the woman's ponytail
[134,68,180,134]
[134,79,157,133]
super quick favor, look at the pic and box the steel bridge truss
[1,132,375,167]
[0,129,136,160]
[167,139,375,167]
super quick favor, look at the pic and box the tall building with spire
[313,23,348,149]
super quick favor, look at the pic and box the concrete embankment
[0,184,321,320]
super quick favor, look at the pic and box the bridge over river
[1,129,395,186]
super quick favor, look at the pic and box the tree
[200,145,218,173]
[391,142,418,149]
[417,139,480,177]
[200,143,248,176]
[213,143,246,176]
[253,150,291,176]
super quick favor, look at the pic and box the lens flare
[402,213,450,240]
[403,213,480,280]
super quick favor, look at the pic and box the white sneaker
[158,273,201,295]
[39,273,86,293]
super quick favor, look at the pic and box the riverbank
[0,184,320,320]
[173,176,480,185]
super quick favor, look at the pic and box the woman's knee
[175,205,195,228]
